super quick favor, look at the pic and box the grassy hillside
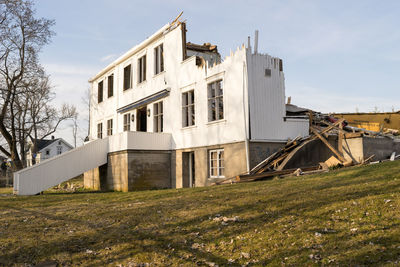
[0,161,400,266]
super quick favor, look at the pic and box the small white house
[26,137,73,167]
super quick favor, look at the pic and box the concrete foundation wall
[175,142,247,188]
[249,141,285,169]
[363,137,400,161]
[83,163,107,190]
[107,151,128,191]
[342,137,364,164]
[84,150,172,192]
[282,137,337,169]
[127,150,171,190]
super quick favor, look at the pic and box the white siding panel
[247,52,309,141]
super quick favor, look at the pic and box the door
[136,106,147,132]
[182,152,195,188]
[189,152,195,187]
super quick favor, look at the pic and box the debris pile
[214,114,399,185]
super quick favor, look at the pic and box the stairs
[13,131,173,195]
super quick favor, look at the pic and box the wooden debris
[214,114,397,187]
[325,156,341,168]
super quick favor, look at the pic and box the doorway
[182,152,195,188]
[136,106,147,132]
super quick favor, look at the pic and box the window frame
[209,149,224,178]
[97,123,103,139]
[207,79,224,122]
[123,113,131,132]
[123,64,132,90]
[182,90,195,127]
[154,44,164,75]
[108,74,114,97]
[97,80,104,103]
[153,101,163,133]
[138,55,147,84]
[107,119,113,136]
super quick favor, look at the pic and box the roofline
[37,138,74,152]
[89,23,172,83]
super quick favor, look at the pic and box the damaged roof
[186,42,218,53]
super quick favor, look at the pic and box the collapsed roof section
[185,42,221,66]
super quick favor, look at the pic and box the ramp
[14,137,109,195]
[13,131,173,195]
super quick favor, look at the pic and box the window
[98,80,103,103]
[108,74,114,97]
[153,102,163,132]
[138,55,146,83]
[107,119,113,136]
[97,123,103,139]
[57,146,62,155]
[207,80,224,121]
[58,141,61,145]
[45,150,50,155]
[154,44,164,75]
[123,65,131,90]
[209,149,224,178]
[123,113,131,132]
[182,90,195,127]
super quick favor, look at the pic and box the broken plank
[310,126,347,163]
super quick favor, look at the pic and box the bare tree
[0,0,75,169]
[71,112,78,148]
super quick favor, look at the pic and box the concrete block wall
[249,141,286,169]
[127,150,171,190]
[83,163,107,190]
[175,141,247,188]
[84,150,172,191]
[363,137,400,161]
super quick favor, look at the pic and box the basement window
[138,55,146,84]
[153,101,163,132]
[98,80,103,103]
[207,80,224,122]
[209,149,224,178]
[154,44,164,75]
[123,65,131,90]
[108,74,114,97]
[107,119,113,136]
[123,113,130,131]
[182,90,195,127]
[97,123,103,139]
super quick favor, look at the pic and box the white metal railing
[14,131,172,195]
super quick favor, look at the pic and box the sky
[33,0,400,146]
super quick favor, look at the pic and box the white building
[26,137,73,167]
[84,19,309,191]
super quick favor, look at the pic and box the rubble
[213,113,400,186]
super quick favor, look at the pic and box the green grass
[1,161,400,266]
